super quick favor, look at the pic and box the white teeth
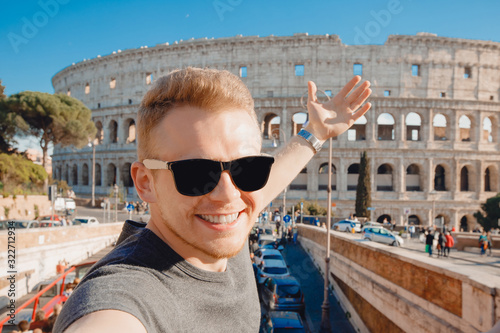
[200,213,239,224]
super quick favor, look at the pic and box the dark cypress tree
[355,151,371,218]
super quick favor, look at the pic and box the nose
[207,171,241,202]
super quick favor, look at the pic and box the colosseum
[51,32,500,231]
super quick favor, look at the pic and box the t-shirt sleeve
[53,265,172,333]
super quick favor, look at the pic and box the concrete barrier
[0,223,122,305]
[298,224,500,333]
[454,232,500,251]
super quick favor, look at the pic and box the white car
[72,216,100,226]
[362,226,404,247]
[333,219,362,233]
[253,249,284,267]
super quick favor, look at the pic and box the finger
[351,102,371,122]
[307,81,318,104]
[350,88,372,111]
[337,76,362,99]
[345,81,371,104]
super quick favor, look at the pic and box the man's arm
[63,310,147,333]
[261,76,371,208]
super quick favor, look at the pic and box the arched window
[261,113,280,140]
[82,163,89,186]
[434,165,446,191]
[377,214,392,223]
[347,164,360,191]
[483,117,493,143]
[318,163,336,190]
[121,163,133,187]
[72,164,78,186]
[433,114,448,141]
[348,115,367,141]
[292,112,307,136]
[406,112,422,141]
[107,163,117,186]
[459,115,472,142]
[408,215,421,225]
[65,165,69,183]
[377,113,395,141]
[377,164,393,191]
[109,120,118,143]
[460,167,469,191]
[95,121,104,144]
[125,119,136,144]
[95,163,102,186]
[406,164,421,191]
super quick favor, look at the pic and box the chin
[201,234,248,260]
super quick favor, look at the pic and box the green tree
[355,151,371,218]
[0,81,22,153]
[4,91,96,171]
[0,153,47,194]
[293,200,327,216]
[474,193,500,231]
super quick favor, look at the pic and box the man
[55,67,371,332]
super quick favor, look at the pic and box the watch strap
[297,129,323,153]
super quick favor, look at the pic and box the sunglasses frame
[142,154,275,196]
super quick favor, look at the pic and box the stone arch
[318,163,336,190]
[482,116,496,143]
[347,163,360,191]
[57,165,62,180]
[292,112,307,136]
[107,163,117,186]
[434,164,450,191]
[95,163,102,186]
[261,113,280,139]
[433,113,449,141]
[124,118,136,144]
[484,165,498,192]
[290,167,307,190]
[460,165,476,192]
[408,214,421,225]
[348,115,367,141]
[459,115,473,142]
[109,120,118,143]
[406,112,422,141]
[72,164,78,186]
[121,163,134,187]
[65,164,69,183]
[376,163,394,192]
[95,121,104,144]
[82,163,89,186]
[376,214,392,223]
[377,113,395,141]
[459,214,476,232]
[406,164,422,191]
[434,213,450,229]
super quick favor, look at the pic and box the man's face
[147,105,263,261]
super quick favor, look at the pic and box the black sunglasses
[143,155,275,196]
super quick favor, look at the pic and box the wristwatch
[297,129,323,153]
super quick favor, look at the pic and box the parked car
[72,216,100,226]
[258,235,276,248]
[259,276,305,314]
[0,220,40,230]
[255,258,290,284]
[260,311,306,333]
[254,249,285,267]
[333,219,362,233]
[362,221,384,228]
[363,226,404,246]
[54,197,77,214]
[37,214,64,227]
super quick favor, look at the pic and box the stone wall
[298,224,500,332]
[0,223,122,305]
[0,195,52,220]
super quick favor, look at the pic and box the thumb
[307,81,318,104]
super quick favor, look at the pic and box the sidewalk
[282,242,355,333]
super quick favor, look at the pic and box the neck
[146,218,228,272]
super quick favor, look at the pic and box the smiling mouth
[198,213,240,224]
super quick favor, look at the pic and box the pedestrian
[135,201,140,214]
[293,225,298,245]
[409,224,415,239]
[437,231,446,257]
[54,68,371,332]
[487,231,493,256]
[479,231,488,255]
[444,231,454,257]
[426,229,434,257]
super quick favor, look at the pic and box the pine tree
[355,151,371,218]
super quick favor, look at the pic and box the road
[72,205,149,224]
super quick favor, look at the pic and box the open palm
[305,76,372,141]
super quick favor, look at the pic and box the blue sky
[1,0,500,151]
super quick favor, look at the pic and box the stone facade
[51,33,500,231]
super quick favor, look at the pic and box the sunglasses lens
[231,156,274,192]
[170,159,221,196]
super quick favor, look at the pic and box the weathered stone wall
[0,195,52,220]
[298,224,500,332]
[51,33,500,230]
[0,223,121,305]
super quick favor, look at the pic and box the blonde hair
[137,67,256,160]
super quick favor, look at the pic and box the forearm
[260,133,321,210]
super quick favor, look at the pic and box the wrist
[297,129,324,153]
[303,123,327,144]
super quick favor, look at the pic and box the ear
[131,161,157,203]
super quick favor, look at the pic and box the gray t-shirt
[54,221,260,332]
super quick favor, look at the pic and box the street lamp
[88,138,97,207]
